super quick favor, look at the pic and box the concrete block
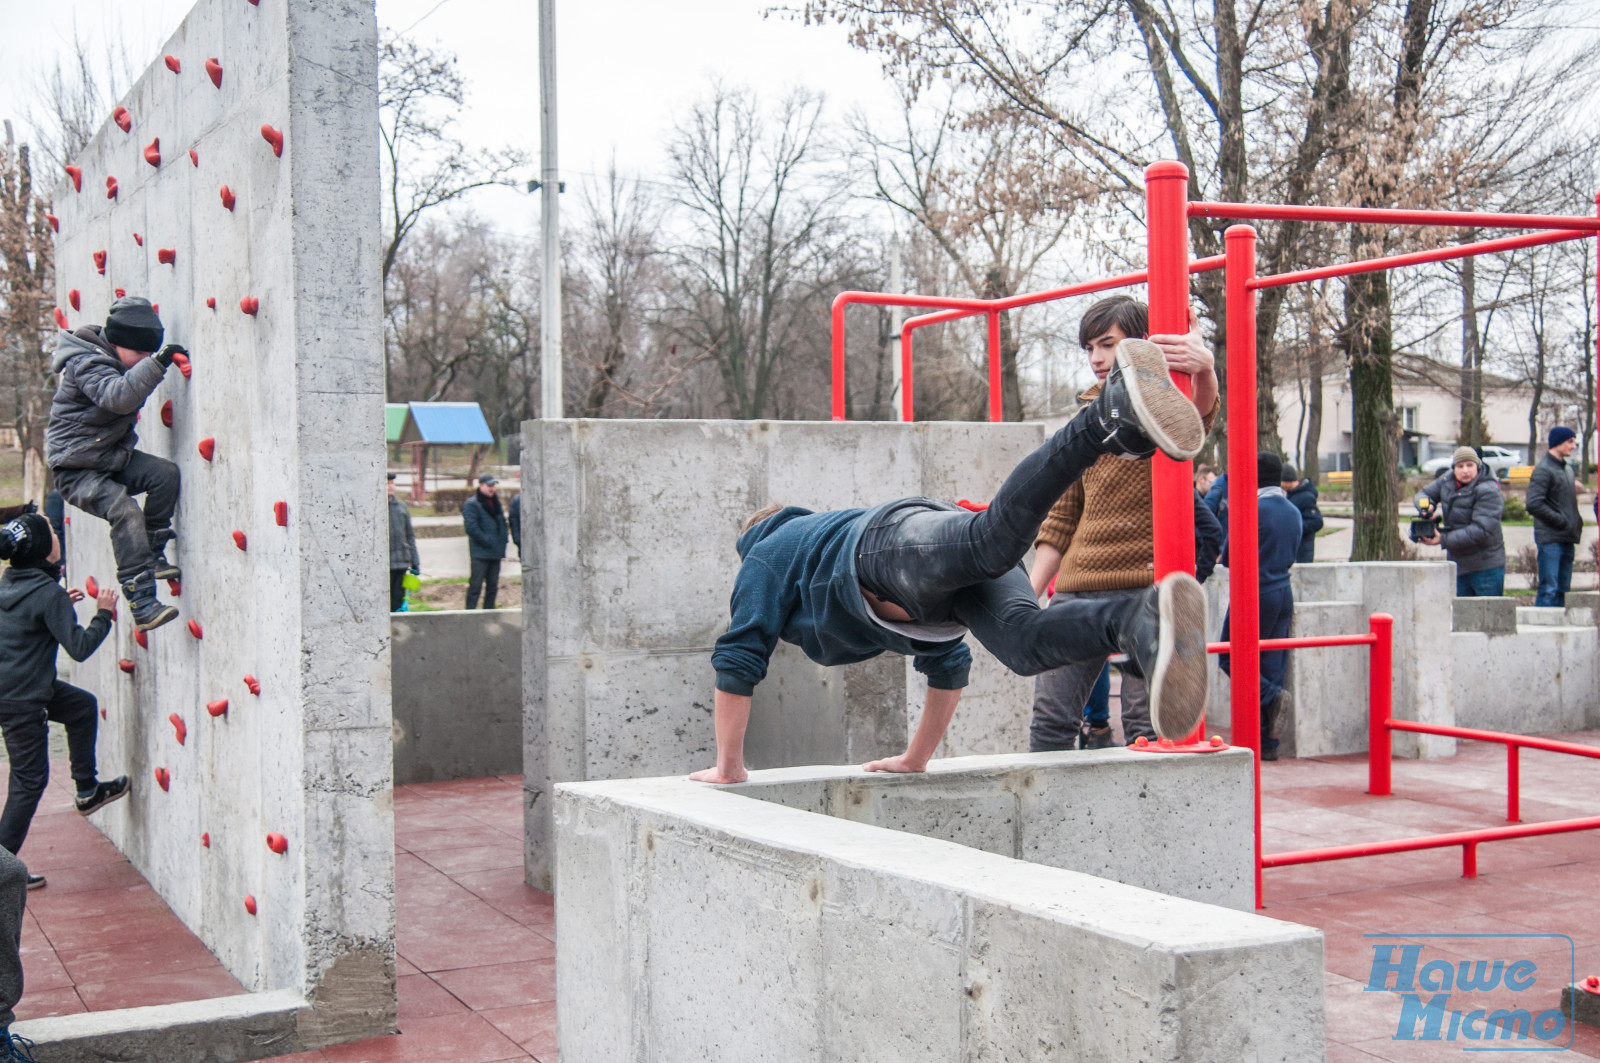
[554,752,1323,1062]
[53,0,394,1045]
[522,418,1044,888]
[392,611,522,784]
[1452,626,1597,734]
[1563,981,1600,1030]
[1454,596,1518,634]
[13,990,305,1063]
[1518,606,1570,627]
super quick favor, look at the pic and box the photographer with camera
[1414,446,1505,597]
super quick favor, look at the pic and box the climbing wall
[50,0,394,1042]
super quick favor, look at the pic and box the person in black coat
[461,474,510,609]
[1526,426,1583,606]
[1280,465,1323,564]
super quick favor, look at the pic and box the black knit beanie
[103,295,164,353]
[0,513,54,566]
[1257,451,1283,488]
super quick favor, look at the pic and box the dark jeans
[1220,584,1294,710]
[54,450,181,584]
[856,412,1134,680]
[0,682,99,855]
[1535,543,1575,607]
[1086,660,1112,726]
[1030,590,1151,750]
[467,558,501,609]
[391,568,408,612]
[0,845,24,1029]
[1456,566,1505,598]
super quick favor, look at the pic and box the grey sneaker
[1118,572,1209,741]
[1087,338,1206,461]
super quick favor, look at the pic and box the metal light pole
[889,230,903,410]
[538,0,562,419]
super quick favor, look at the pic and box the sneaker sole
[135,606,180,633]
[1113,339,1205,461]
[1148,573,1208,741]
[26,877,45,891]
[78,785,130,818]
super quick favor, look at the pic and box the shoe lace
[2,1031,41,1063]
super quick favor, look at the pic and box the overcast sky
[0,0,905,236]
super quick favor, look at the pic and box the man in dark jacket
[47,297,186,632]
[693,337,1211,784]
[0,513,130,882]
[388,474,420,611]
[508,491,522,558]
[462,473,509,609]
[1281,465,1323,564]
[1219,453,1303,760]
[1526,426,1583,607]
[1417,446,1506,596]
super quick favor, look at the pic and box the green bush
[1502,495,1527,522]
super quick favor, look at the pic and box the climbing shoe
[1117,572,1208,742]
[76,776,131,817]
[1087,338,1206,461]
[123,573,179,632]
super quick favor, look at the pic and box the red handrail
[1190,201,1600,231]
[1248,228,1591,290]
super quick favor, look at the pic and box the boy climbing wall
[46,296,187,632]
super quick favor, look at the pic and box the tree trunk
[1458,248,1486,450]
[1304,367,1324,485]
[1344,265,1403,560]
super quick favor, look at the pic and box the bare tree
[23,26,136,172]
[0,124,56,503]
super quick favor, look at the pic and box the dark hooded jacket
[1286,480,1324,564]
[1418,465,1505,574]
[0,562,112,704]
[711,504,972,696]
[1525,453,1582,546]
[46,326,168,472]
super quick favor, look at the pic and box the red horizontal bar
[1385,720,1600,759]
[1207,632,1377,654]
[1262,815,1600,868]
[1190,201,1600,232]
[833,291,993,314]
[1249,229,1589,290]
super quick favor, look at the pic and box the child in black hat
[0,513,131,883]
[46,296,188,632]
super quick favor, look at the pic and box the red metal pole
[1463,841,1478,879]
[1248,228,1590,291]
[900,327,915,422]
[1145,163,1196,586]
[1507,745,1521,824]
[987,311,1002,421]
[1368,613,1394,796]
[832,298,847,421]
[1189,201,1600,232]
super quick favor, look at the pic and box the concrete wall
[555,751,1324,1062]
[1451,623,1598,734]
[54,0,393,1046]
[392,611,522,784]
[521,418,1043,889]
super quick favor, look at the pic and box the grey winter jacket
[1418,466,1506,574]
[389,496,420,571]
[46,327,168,472]
[0,562,112,704]
[1525,453,1582,546]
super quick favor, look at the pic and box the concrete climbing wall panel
[50,0,393,1045]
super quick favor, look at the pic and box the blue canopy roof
[397,402,494,445]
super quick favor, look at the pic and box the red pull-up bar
[1250,227,1591,290]
[1190,201,1600,231]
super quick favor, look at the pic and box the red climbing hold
[207,698,229,718]
[158,248,176,266]
[172,352,192,378]
[220,185,236,211]
[169,714,187,745]
[53,307,68,330]
[188,619,204,640]
[69,289,80,311]
[205,297,217,310]
[167,579,181,597]
[133,232,144,246]
[134,628,148,650]
[84,576,98,597]
[152,302,159,313]
[94,251,107,275]
[106,176,117,200]
[273,501,288,527]
[244,895,257,916]
[201,832,210,848]
[46,214,59,232]
[189,149,198,167]
[114,288,126,298]
[65,165,81,192]
[144,138,160,168]
[260,124,283,157]
[118,659,135,675]
[164,55,181,74]
[239,296,259,316]
[161,400,174,428]
[243,675,261,696]
[266,833,288,855]
[198,437,215,461]
[154,767,171,792]
[232,530,247,551]
[206,58,223,88]
[113,107,131,133]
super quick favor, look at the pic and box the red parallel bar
[1508,745,1521,824]
[1248,228,1590,290]
[830,292,993,420]
[986,311,1002,421]
[1368,615,1394,797]
[899,327,915,422]
[1190,201,1600,232]
[1384,719,1600,759]
[1262,816,1600,873]
[1206,632,1377,653]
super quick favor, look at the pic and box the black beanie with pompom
[0,513,53,566]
